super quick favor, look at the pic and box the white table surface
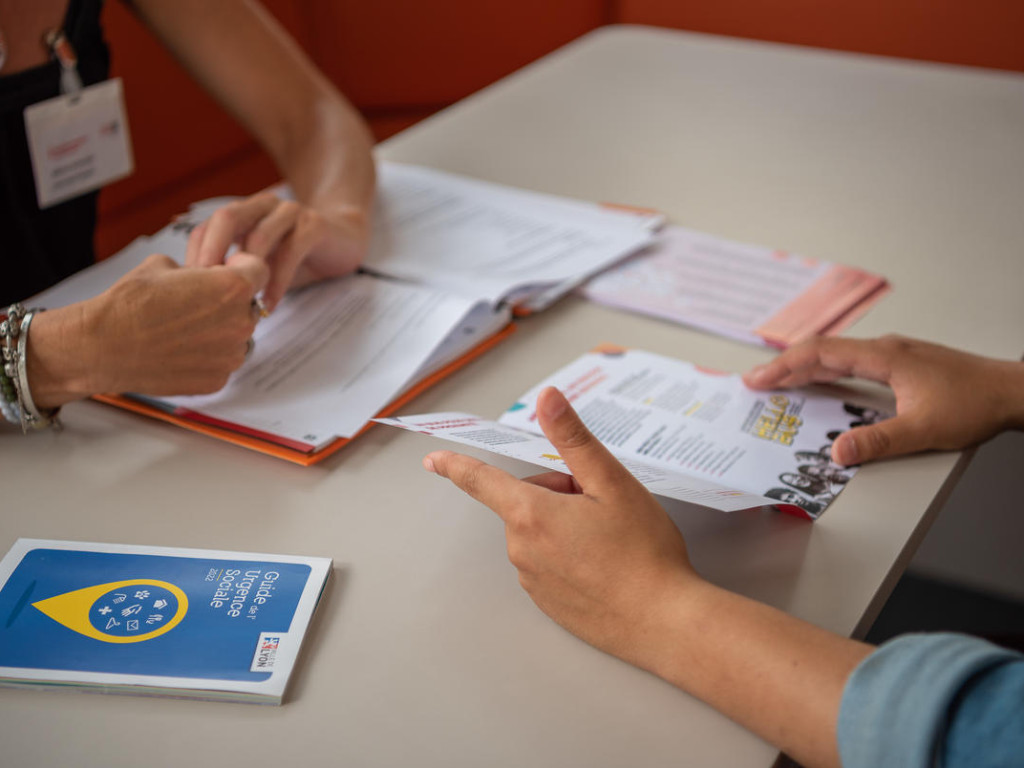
[2,25,1023,768]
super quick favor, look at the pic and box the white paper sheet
[163,275,483,443]
[364,163,659,306]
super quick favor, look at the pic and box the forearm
[130,0,376,215]
[641,580,873,768]
[277,88,376,221]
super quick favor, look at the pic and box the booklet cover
[379,346,887,519]
[0,539,332,704]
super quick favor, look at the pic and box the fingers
[535,387,635,492]
[423,451,530,521]
[523,471,583,494]
[223,251,271,295]
[188,193,281,268]
[743,336,895,390]
[242,201,301,261]
[261,212,327,310]
[831,415,924,465]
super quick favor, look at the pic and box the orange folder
[93,323,516,466]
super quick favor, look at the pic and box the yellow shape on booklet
[33,579,188,644]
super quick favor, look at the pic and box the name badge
[23,77,134,210]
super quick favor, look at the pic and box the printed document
[379,348,884,518]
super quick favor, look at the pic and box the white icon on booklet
[98,606,112,615]
[105,618,120,630]
[112,593,127,604]
[126,620,139,631]
[134,590,150,600]
[121,604,142,617]
[153,599,168,610]
[146,614,164,625]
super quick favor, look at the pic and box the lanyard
[45,29,83,98]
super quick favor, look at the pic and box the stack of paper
[33,163,658,463]
[580,225,888,347]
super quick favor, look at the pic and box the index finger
[424,450,531,523]
[743,337,895,390]
[194,193,281,268]
[224,251,271,295]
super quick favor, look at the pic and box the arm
[742,335,1024,465]
[128,0,377,309]
[424,387,872,768]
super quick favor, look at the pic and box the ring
[245,338,255,358]
[251,296,269,320]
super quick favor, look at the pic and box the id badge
[23,77,134,210]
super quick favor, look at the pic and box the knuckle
[296,207,323,230]
[144,253,177,270]
[879,334,911,355]
[506,539,526,569]
[559,420,594,451]
[863,427,892,455]
[456,462,484,496]
[211,206,238,229]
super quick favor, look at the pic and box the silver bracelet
[1,303,62,432]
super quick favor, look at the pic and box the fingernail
[422,456,436,474]
[539,388,567,422]
[834,438,859,466]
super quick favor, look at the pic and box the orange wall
[95,0,1024,259]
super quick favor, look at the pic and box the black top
[0,0,110,305]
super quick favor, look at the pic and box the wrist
[624,572,717,685]
[999,360,1024,432]
[26,301,108,408]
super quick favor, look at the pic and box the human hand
[28,252,269,407]
[743,335,1024,465]
[185,191,368,312]
[424,387,701,671]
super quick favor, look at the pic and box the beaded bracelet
[1,303,62,432]
[0,306,20,426]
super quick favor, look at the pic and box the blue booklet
[0,539,332,704]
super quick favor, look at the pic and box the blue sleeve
[837,633,1024,768]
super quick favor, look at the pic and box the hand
[28,252,269,407]
[424,387,701,670]
[743,335,1024,465]
[185,191,368,311]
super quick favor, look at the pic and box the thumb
[224,251,271,294]
[535,387,635,491]
[832,416,926,465]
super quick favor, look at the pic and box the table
[3,25,1023,768]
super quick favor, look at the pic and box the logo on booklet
[32,579,188,644]
[251,632,286,672]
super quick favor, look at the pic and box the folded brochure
[378,347,886,519]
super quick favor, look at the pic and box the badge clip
[45,29,84,101]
